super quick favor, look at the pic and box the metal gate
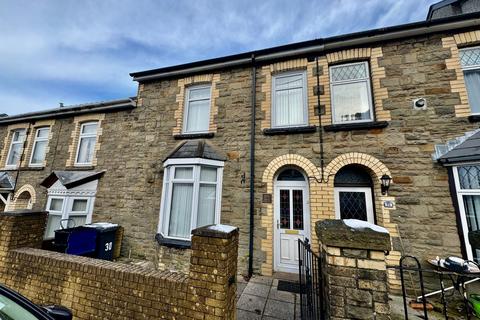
[298,238,325,320]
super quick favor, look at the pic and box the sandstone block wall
[316,220,391,320]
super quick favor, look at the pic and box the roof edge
[0,97,136,125]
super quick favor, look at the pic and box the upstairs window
[159,160,223,241]
[29,127,50,167]
[6,129,26,167]
[75,122,98,166]
[330,61,373,124]
[272,71,308,128]
[460,46,480,114]
[183,85,212,134]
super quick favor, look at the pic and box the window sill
[155,233,191,249]
[263,125,317,136]
[468,115,480,123]
[67,166,95,171]
[174,132,215,140]
[323,121,389,132]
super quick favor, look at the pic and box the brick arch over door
[9,184,36,210]
[324,152,402,290]
[260,154,321,275]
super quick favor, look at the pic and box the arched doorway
[334,164,375,223]
[274,167,310,273]
[14,191,33,210]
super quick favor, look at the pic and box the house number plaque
[383,200,396,210]
[262,194,272,203]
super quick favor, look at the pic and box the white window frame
[182,84,212,134]
[74,121,98,166]
[5,129,26,168]
[29,127,50,167]
[453,165,480,261]
[158,158,224,241]
[45,195,94,239]
[459,46,480,115]
[330,61,374,124]
[271,70,308,128]
[334,187,374,224]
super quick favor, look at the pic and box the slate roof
[0,98,136,125]
[0,172,15,191]
[40,170,106,189]
[438,130,480,164]
[164,140,227,162]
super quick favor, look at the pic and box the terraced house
[1,0,480,291]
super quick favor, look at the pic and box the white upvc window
[29,127,50,167]
[272,71,308,128]
[183,85,212,134]
[5,129,26,168]
[459,46,480,114]
[453,164,480,263]
[45,196,94,239]
[75,122,98,166]
[158,158,224,241]
[330,61,374,124]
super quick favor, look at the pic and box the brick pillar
[190,224,239,320]
[316,220,391,320]
[0,210,47,269]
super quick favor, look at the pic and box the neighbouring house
[1,0,480,290]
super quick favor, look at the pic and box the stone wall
[0,26,479,278]
[316,219,391,320]
[0,210,239,320]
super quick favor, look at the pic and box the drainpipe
[248,54,256,277]
[315,57,325,182]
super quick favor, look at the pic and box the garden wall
[0,210,238,320]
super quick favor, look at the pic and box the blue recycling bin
[53,227,98,256]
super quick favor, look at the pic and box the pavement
[236,274,300,320]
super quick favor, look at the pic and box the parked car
[0,284,72,320]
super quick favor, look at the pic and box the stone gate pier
[316,219,392,320]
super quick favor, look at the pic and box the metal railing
[391,255,480,320]
[298,238,325,320]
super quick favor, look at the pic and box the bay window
[75,122,98,166]
[330,61,374,124]
[159,159,223,241]
[6,129,26,167]
[459,46,480,114]
[453,164,480,263]
[29,127,50,166]
[272,71,308,128]
[183,85,212,134]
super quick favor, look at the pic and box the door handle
[277,219,280,229]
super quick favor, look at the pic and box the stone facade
[0,24,479,287]
[0,210,239,320]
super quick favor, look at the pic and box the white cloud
[0,0,439,114]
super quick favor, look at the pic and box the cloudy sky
[0,0,438,115]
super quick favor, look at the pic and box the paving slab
[237,309,262,320]
[268,286,295,303]
[243,281,271,297]
[237,293,267,314]
[250,275,274,286]
[263,299,295,320]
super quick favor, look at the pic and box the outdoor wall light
[380,174,392,195]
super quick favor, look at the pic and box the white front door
[274,181,310,273]
[334,187,374,223]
